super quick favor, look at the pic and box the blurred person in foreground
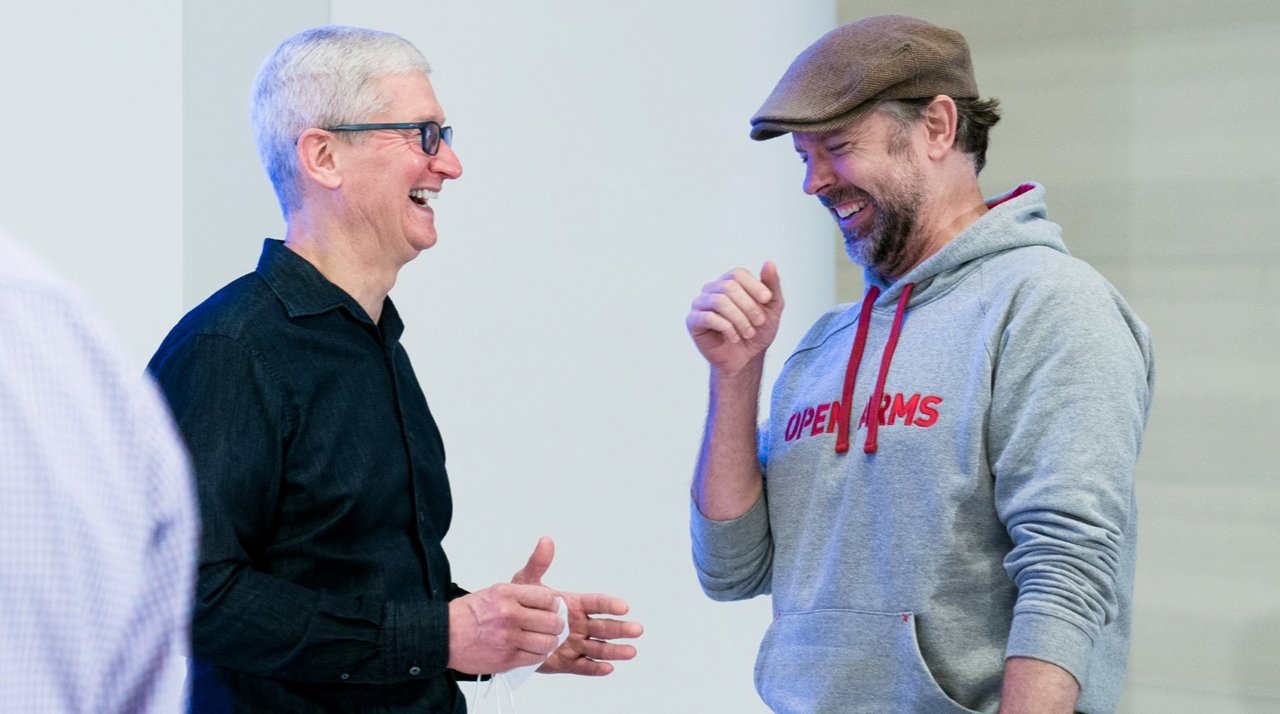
[150,26,640,712]
[0,228,197,712]
[686,15,1153,714]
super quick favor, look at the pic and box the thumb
[512,536,555,585]
[760,260,783,304]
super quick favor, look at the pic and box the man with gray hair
[686,15,1152,713]
[151,26,640,712]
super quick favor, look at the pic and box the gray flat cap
[750,15,978,140]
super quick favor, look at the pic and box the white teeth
[835,202,865,219]
[409,189,438,202]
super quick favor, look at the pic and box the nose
[429,141,463,180]
[802,155,832,196]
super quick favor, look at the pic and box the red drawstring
[864,283,914,453]
[835,283,915,455]
[834,286,879,453]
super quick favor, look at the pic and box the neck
[924,182,989,251]
[886,177,988,281]
[283,212,400,324]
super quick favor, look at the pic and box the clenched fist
[686,261,784,375]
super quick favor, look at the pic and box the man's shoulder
[979,244,1147,348]
[0,232,90,315]
[982,244,1112,297]
[0,233,135,373]
[168,272,279,343]
[149,271,286,374]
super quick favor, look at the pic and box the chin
[404,226,438,254]
[843,236,873,268]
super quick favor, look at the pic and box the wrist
[445,597,474,673]
[710,359,765,392]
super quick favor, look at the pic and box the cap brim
[749,103,879,142]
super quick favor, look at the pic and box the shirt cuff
[390,599,451,680]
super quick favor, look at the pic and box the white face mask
[470,597,570,713]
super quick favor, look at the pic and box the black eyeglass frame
[325,121,452,156]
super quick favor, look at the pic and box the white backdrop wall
[182,0,324,306]
[0,2,183,361]
[185,2,837,712]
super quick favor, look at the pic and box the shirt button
[417,511,425,522]
[340,673,349,680]
[409,666,421,676]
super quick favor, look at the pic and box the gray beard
[841,168,926,281]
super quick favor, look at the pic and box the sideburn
[868,124,927,280]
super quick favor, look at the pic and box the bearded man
[685,15,1153,714]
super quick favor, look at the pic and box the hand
[511,537,644,676]
[686,262,784,375]
[446,582,565,676]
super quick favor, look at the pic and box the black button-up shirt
[150,240,465,712]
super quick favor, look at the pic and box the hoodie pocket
[754,609,984,714]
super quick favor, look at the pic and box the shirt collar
[256,239,405,342]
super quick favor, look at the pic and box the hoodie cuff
[1004,610,1094,688]
[689,495,773,600]
[689,495,769,559]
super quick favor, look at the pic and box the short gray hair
[250,25,432,217]
[876,96,1001,174]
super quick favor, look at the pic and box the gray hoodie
[691,184,1154,714]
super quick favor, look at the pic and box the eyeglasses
[325,120,453,156]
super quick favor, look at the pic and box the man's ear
[921,95,958,160]
[296,128,343,190]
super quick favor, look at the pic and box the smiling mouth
[834,200,868,220]
[409,188,438,206]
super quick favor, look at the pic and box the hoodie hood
[864,182,1064,307]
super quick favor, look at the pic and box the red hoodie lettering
[858,393,942,428]
[784,394,940,442]
[784,404,846,441]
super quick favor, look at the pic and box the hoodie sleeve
[987,259,1154,686]
[689,427,774,601]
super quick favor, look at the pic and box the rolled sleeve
[690,495,774,601]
